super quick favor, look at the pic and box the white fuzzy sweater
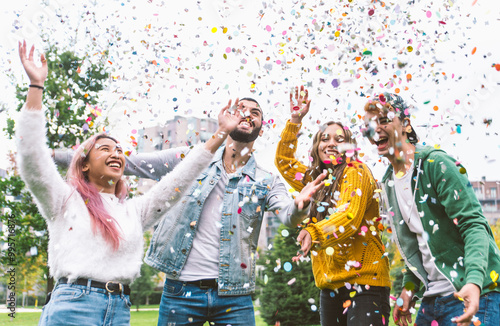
[16,108,214,284]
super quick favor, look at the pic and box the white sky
[1,0,500,181]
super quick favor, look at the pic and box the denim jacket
[125,145,306,295]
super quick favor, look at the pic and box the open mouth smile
[106,161,122,169]
[374,136,388,150]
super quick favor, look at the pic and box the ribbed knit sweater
[275,120,391,290]
[16,108,214,285]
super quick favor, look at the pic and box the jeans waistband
[58,278,131,295]
[184,279,218,289]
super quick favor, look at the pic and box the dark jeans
[320,286,391,326]
[416,292,500,326]
[157,278,255,326]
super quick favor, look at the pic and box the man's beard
[229,125,262,143]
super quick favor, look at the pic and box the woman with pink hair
[16,41,240,326]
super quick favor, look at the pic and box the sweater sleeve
[133,144,214,230]
[265,174,309,228]
[16,108,72,221]
[305,164,374,248]
[274,120,310,191]
[54,146,191,180]
[429,151,491,288]
[124,146,189,180]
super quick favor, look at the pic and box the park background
[1,0,500,325]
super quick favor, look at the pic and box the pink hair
[66,133,128,250]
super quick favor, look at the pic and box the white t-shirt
[393,166,455,297]
[179,168,230,281]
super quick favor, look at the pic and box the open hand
[294,171,326,210]
[218,99,241,134]
[393,289,416,326]
[19,40,47,85]
[290,85,311,124]
[452,283,481,326]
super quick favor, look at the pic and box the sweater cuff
[187,144,214,165]
[305,223,324,244]
[285,120,302,134]
[466,270,484,290]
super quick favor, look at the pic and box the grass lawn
[1,307,398,325]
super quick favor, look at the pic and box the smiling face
[229,99,264,143]
[317,123,346,163]
[363,107,406,160]
[82,137,125,189]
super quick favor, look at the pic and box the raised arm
[137,101,241,229]
[53,99,243,180]
[275,86,312,191]
[16,41,72,220]
[53,146,189,180]
[267,170,326,228]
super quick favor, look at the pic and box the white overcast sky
[1,0,500,182]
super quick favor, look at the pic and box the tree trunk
[45,276,54,304]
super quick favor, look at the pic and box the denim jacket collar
[211,145,257,181]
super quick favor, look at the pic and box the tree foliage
[257,224,320,326]
[1,44,109,298]
[5,45,109,147]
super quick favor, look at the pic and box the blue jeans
[157,278,255,326]
[38,281,132,326]
[320,286,391,326]
[416,292,500,326]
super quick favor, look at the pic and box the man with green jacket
[362,93,500,326]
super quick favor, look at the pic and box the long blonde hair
[305,121,357,222]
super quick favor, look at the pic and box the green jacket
[382,144,500,299]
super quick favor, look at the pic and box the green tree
[5,45,109,145]
[257,224,320,326]
[1,44,109,300]
[130,232,158,311]
[491,219,500,250]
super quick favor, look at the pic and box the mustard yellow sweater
[275,120,391,290]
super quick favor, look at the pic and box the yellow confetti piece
[491,270,499,283]
[325,247,334,255]
[395,171,405,179]
[434,144,441,149]
[226,308,231,313]
[404,282,415,291]
[349,291,356,298]
[211,27,217,33]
